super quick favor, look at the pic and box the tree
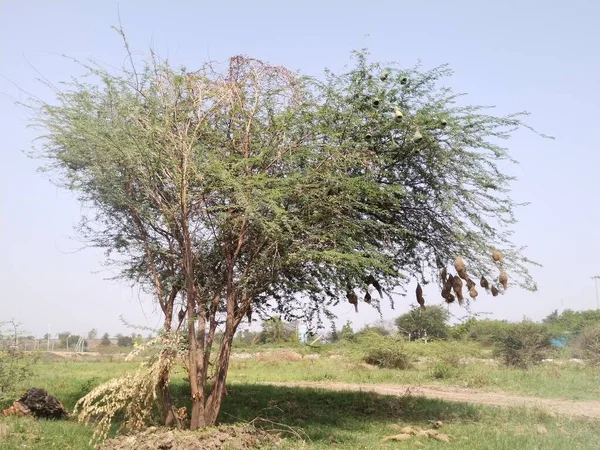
[100,333,111,346]
[31,37,542,430]
[57,332,71,349]
[116,334,133,347]
[87,329,98,340]
[340,320,355,342]
[260,316,291,344]
[396,305,450,340]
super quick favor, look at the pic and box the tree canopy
[30,38,544,431]
[396,304,450,340]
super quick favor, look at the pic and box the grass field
[1,346,599,449]
[228,357,600,401]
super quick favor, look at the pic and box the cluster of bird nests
[346,250,508,312]
[437,250,507,307]
[361,71,448,145]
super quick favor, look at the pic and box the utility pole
[592,275,600,310]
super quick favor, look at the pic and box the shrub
[360,331,414,369]
[572,324,600,365]
[358,325,390,337]
[544,309,600,338]
[465,319,511,345]
[364,346,413,369]
[430,361,457,379]
[495,321,552,368]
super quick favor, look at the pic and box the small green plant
[430,361,457,379]
[0,321,39,407]
[495,321,552,368]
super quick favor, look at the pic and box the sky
[1,0,599,338]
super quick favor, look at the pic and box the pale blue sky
[1,0,599,337]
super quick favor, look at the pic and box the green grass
[227,357,600,401]
[1,349,599,449]
[1,376,598,450]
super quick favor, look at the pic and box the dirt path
[258,381,600,419]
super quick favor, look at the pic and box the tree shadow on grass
[170,382,481,445]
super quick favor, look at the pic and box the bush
[572,324,600,365]
[430,361,457,379]
[544,309,600,338]
[464,319,511,345]
[358,325,390,337]
[495,321,552,368]
[364,346,413,369]
[360,331,414,369]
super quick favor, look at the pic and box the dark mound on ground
[2,388,67,419]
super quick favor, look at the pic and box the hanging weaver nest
[452,275,465,306]
[454,256,466,274]
[416,283,425,310]
[347,291,358,312]
[492,249,504,262]
[499,269,508,290]
[440,267,447,284]
[480,276,490,290]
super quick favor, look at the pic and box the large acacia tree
[32,45,541,429]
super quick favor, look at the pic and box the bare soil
[259,381,600,419]
[96,425,280,450]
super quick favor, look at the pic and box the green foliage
[430,361,458,379]
[543,309,600,338]
[30,38,545,427]
[495,321,552,368]
[340,320,355,342]
[395,304,449,340]
[0,322,38,407]
[88,329,98,340]
[572,324,600,365]
[449,316,478,340]
[359,330,414,369]
[463,319,512,345]
[32,47,542,322]
[259,316,295,344]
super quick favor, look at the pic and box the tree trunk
[203,331,234,425]
[158,291,177,426]
[187,293,207,430]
